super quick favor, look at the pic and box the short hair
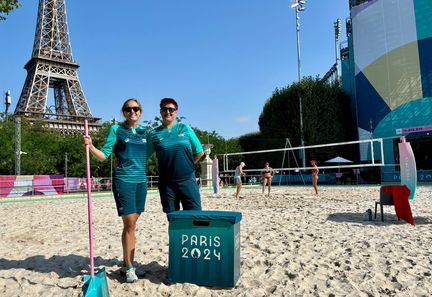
[121,98,142,113]
[160,98,178,109]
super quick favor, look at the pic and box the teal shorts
[112,178,147,216]
[158,174,201,213]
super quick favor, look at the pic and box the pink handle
[84,120,95,277]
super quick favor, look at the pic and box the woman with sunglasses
[84,98,149,283]
[148,98,204,214]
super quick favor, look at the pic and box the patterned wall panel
[351,0,432,137]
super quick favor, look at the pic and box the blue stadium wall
[343,0,432,182]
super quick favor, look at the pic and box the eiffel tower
[14,0,100,133]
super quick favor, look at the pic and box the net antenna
[222,138,385,176]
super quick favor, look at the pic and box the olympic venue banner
[398,137,417,200]
[0,175,64,198]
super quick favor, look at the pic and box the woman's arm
[83,125,118,162]
[84,136,107,161]
[194,152,204,164]
[184,124,204,164]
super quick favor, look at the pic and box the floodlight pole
[334,18,342,81]
[292,0,306,169]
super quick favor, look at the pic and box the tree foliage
[237,132,287,170]
[0,0,20,20]
[257,77,356,166]
[0,116,111,177]
[0,116,241,178]
[0,117,15,173]
[193,129,241,157]
[192,128,242,175]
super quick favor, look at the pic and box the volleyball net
[221,138,385,174]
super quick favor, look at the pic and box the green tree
[193,128,242,173]
[0,0,20,20]
[20,119,61,174]
[0,117,16,174]
[0,116,108,177]
[194,129,238,156]
[237,132,287,170]
[60,133,87,177]
[0,115,243,177]
[258,77,356,165]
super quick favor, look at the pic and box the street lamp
[15,117,21,175]
[291,0,306,168]
[65,152,69,193]
[14,115,27,175]
[4,90,11,121]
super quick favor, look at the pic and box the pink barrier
[0,176,17,197]
[0,175,64,198]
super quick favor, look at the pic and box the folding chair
[374,186,399,222]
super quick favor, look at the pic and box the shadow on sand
[0,255,169,284]
[326,212,432,225]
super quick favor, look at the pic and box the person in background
[224,173,229,187]
[234,162,246,199]
[311,160,319,195]
[219,173,225,187]
[262,161,275,196]
[148,98,204,214]
[212,155,220,194]
[84,98,149,283]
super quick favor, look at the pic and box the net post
[379,138,384,163]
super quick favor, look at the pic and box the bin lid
[167,210,242,224]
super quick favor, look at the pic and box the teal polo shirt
[100,122,149,183]
[148,122,203,181]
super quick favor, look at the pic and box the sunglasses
[161,107,177,113]
[124,106,141,113]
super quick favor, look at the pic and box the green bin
[167,210,242,287]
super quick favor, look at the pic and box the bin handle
[193,220,210,226]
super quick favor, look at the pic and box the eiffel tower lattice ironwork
[14,0,100,133]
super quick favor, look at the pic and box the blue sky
[0,0,350,138]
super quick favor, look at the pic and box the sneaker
[120,263,134,275]
[120,266,127,275]
[125,268,138,283]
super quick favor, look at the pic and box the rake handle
[84,120,95,277]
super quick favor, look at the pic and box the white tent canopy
[325,156,353,163]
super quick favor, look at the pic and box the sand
[0,185,431,296]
